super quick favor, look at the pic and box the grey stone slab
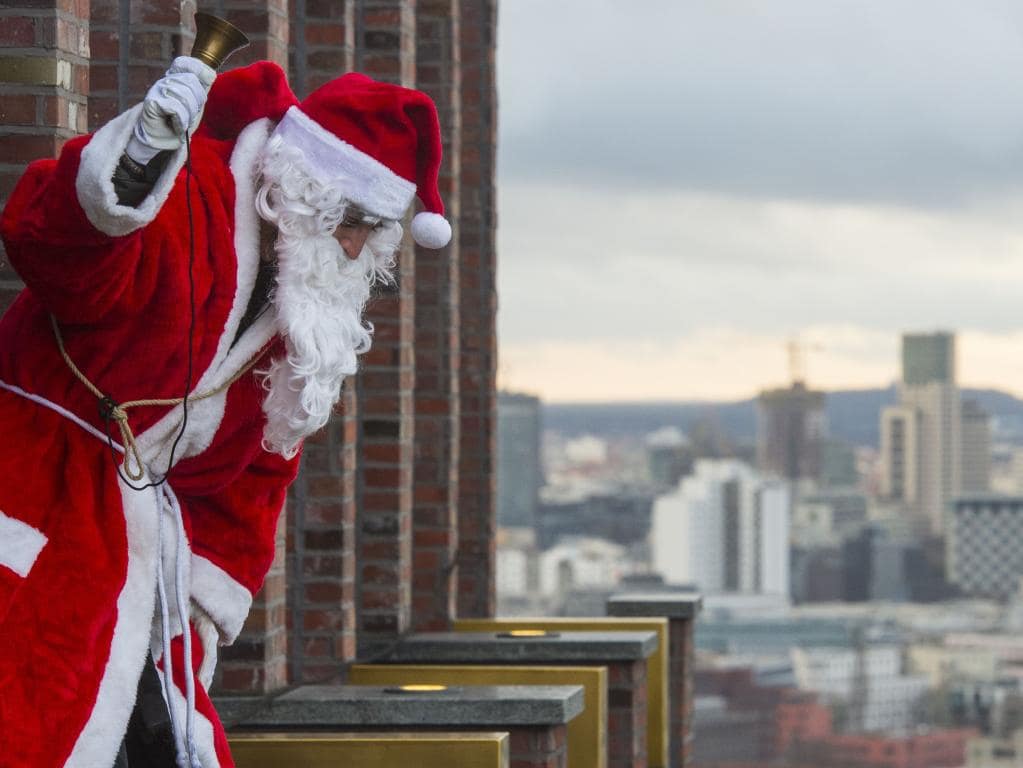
[213,696,273,729]
[381,631,658,663]
[228,684,584,728]
[606,592,703,619]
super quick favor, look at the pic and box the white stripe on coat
[0,510,47,578]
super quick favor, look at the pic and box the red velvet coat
[0,64,300,768]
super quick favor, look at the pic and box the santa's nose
[336,224,372,260]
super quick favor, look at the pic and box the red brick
[217,666,259,692]
[363,8,401,26]
[0,17,36,46]
[361,562,400,585]
[0,134,57,164]
[305,0,345,17]
[136,2,187,26]
[361,588,400,610]
[0,95,37,126]
[130,31,165,60]
[89,29,120,60]
[305,22,346,45]
[364,466,401,487]
[306,474,341,497]
[302,554,344,577]
[304,581,345,603]
[302,609,345,632]
[90,0,119,24]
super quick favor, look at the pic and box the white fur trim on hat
[270,105,417,221]
[411,211,451,249]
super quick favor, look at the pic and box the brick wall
[220,0,288,69]
[672,616,696,768]
[411,0,461,632]
[88,0,194,133]
[353,0,418,656]
[282,0,357,685]
[0,0,90,311]
[509,725,570,768]
[455,0,498,618]
[288,0,354,98]
[608,660,649,768]
[284,384,360,684]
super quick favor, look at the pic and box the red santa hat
[269,72,451,249]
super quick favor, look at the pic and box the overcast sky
[495,1,1023,401]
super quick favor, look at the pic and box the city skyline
[496,2,1023,403]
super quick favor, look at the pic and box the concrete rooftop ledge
[606,592,704,619]
[379,631,659,663]
[222,684,584,728]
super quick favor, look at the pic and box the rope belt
[50,314,265,480]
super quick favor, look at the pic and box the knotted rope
[50,313,267,480]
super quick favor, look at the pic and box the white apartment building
[651,459,790,596]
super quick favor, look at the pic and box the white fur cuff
[189,554,252,644]
[76,104,188,238]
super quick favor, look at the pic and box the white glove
[126,56,216,165]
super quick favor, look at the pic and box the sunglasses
[339,207,385,230]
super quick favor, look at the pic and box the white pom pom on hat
[411,212,452,249]
[270,72,453,249]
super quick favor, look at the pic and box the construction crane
[787,338,806,386]
[787,336,824,387]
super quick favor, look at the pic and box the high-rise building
[497,391,543,529]
[880,332,960,535]
[961,399,992,494]
[646,426,692,490]
[650,460,790,595]
[947,495,1023,600]
[879,405,921,508]
[820,438,860,488]
[756,382,827,482]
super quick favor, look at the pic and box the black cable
[103,131,197,492]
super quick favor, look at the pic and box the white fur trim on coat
[75,104,188,238]
[135,118,277,469]
[271,106,417,220]
[0,510,47,578]
[158,660,222,768]
[190,554,252,644]
[65,474,160,768]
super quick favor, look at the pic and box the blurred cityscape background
[493,5,1023,766]
[496,331,1023,767]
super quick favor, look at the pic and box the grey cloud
[496,181,1023,346]
[498,0,1023,207]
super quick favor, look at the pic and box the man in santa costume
[0,53,450,768]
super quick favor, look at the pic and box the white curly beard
[254,136,399,459]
